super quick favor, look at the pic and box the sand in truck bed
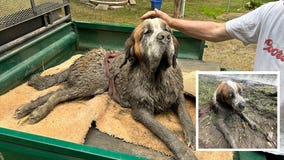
[0,54,233,159]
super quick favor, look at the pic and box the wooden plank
[183,71,196,97]
[90,0,128,6]
[129,0,136,5]
[178,59,220,97]
[174,0,181,18]
[177,59,221,72]
[174,0,185,18]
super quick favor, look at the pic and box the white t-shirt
[226,0,284,155]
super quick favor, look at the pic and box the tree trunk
[174,0,185,18]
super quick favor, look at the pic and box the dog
[13,18,197,160]
[212,80,257,148]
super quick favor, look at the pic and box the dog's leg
[215,113,238,148]
[176,93,196,149]
[132,107,197,160]
[239,112,257,130]
[14,91,56,119]
[27,87,94,124]
[28,69,69,90]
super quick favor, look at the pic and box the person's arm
[141,9,233,42]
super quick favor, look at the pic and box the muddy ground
[203,40,256,71]
[198,74,278,149]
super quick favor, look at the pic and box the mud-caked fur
[14,18,196,160]
[212,80,257,148]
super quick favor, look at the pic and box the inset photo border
[196,71,280,152]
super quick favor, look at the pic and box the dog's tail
[28,69,69,90]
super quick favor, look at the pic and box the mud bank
[198,74,277,149]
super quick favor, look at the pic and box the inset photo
[197,71,279,151]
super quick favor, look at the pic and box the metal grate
[0,0,68,31]
[0,0,70,54]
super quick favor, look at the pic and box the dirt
[202,12,257,71]
[203,40,256,71]
[198,74,277,149]
[217,12,248,21]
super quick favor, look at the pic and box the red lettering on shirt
[263,39,284,62]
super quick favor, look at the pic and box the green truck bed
[0,20,206,160]
[0,21,205,95]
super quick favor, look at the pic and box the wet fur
[14,18,196,160]
[212,80,257,148]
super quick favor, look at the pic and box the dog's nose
[239,103,246,111]
[157,32,171,43]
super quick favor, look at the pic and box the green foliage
[245,0,263,10]
[198,78,219,106]
[69,0,276,25]
[245,0,275,10]
[200,6,225,19]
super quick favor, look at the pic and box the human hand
[141,9,172,25]
[141,9,159,19]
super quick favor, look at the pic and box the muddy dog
[212,80,258,148]
[14,18,197,159]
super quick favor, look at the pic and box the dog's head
[123,18,179,73]
[214,80,247,112]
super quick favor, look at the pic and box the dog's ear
[236,83,243,94]
[125,37,135,62]
[121,36,136,68]
[172,35,179,68]
[216,91,224,104]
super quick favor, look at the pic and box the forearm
[168,18,232,42]
[141,9,232,42]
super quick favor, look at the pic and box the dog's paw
[13,103,36,119]
[28,115,43,124]
[184,130,196,149]
[250,124,257,130]
[248,121,258,130]
[168,156,177,160]
[177,150,197,160]
[28,105,50,124]
[185,136,196,150]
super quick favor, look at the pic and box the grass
[0,0,272,24]
[69,0,247,24]
[70,0,152,25]
[198,78,219,106]
[70,0,272,23]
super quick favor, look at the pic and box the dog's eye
[238,88,242,94]
[164,28,170,32]
[143,29,152,35]
[229,93,235,99]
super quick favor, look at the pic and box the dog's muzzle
[157,31,175,69]
[157,31,171,44]
[233,97,247,112]
[238,102,246,111]
[146,29,176,73]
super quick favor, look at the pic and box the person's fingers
[154,9,162,17]
[140,10,157,19]
[154,9,172,24]
[154,8,160,15]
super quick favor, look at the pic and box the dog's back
[28,48,110,93]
